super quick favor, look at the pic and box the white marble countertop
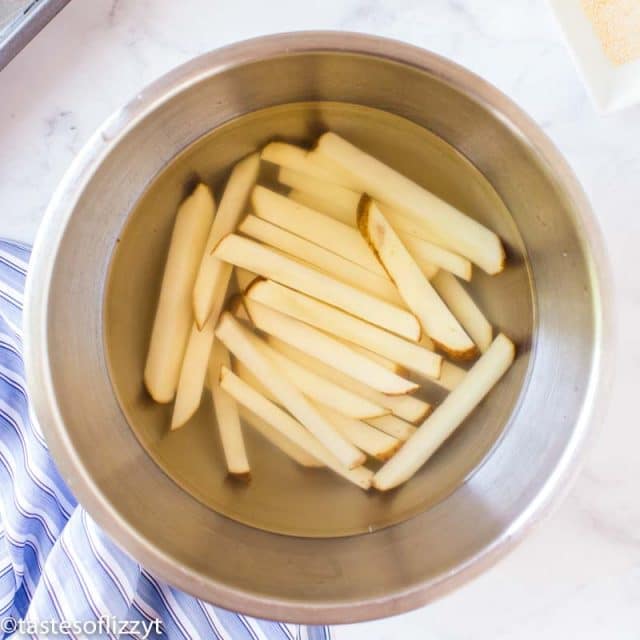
[1,1,638,637]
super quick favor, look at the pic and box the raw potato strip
[432,271,493,353]
[289,189,355,227]
[234,359,396,468]
[144,184,214,403]
[240,338,404,436]
[238,215,404,306]
[359,199,477,360]
[251,334,389,419]
[312,132,505,274]
[374,334,515,490]
[377,203,470,280]
[221,368,373,489]
[215,312,364,468]
[234,360,280,401]
[261,142,353,187]
[208,341,250,478]
[193,153,259,328]
[314,405,400,461]
[213,234,421,340]
[246,279,441,379]
[346,343,401,373]
[243,298,418,395]
[266,336,431,424]
[378,200,485,277]
[171,316,216,429]
[174,240,241,428]
[174,165,259,425]
[281,170,468,281]
[367,414,417,441]
[252,186,387,278]
[279,168,360,226]
[399,233,471,282]
[238,406,322,468]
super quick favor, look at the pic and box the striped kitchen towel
[0,239,331,640]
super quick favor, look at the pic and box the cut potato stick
[193,153,259,328]
[279,168,360,226]
[144,183,215,403]
[377,203,470,280]
[177,264,231,416]
[374,334,515,490]
[171,316,215,429]
[346,343,401,373]
[314,405,400,461]
[220,367,373,489]
[244,298,419,395]
[399,233,471,282]
[266,336,431,424]
[261,142,353,187]
[250,334,389,419]
[208,341,250,478]
[215,312,364,468]
[359,199,477,360]
[173,249,240,427]
[235,267,259,293]
[282,170,468,281]
[233,359,273,397]
[244,267,436,403]
[312,132,505,274]
[238,215,404,306]
[244,276,404,371]
[246,280,441,379]
[236,359,395,468]
[432,271,493,352]
[366,414,417,441]
[378,202,486,276]
[289,189,355,227]
[252,186,387,278]
[235,347,408,444]
[238,405,323,468]
[213,234,420,340]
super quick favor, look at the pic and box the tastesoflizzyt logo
[0,615,163,637]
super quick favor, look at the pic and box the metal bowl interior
[24,33,608,623]
[105,101,533,538]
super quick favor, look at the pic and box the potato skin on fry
[359,196,478,360]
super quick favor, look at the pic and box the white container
[549,0,640,112]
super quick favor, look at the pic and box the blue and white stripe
[0,240,332,639]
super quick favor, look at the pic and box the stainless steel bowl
[24,32,612,623]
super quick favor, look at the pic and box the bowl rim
[24,31,614,622]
